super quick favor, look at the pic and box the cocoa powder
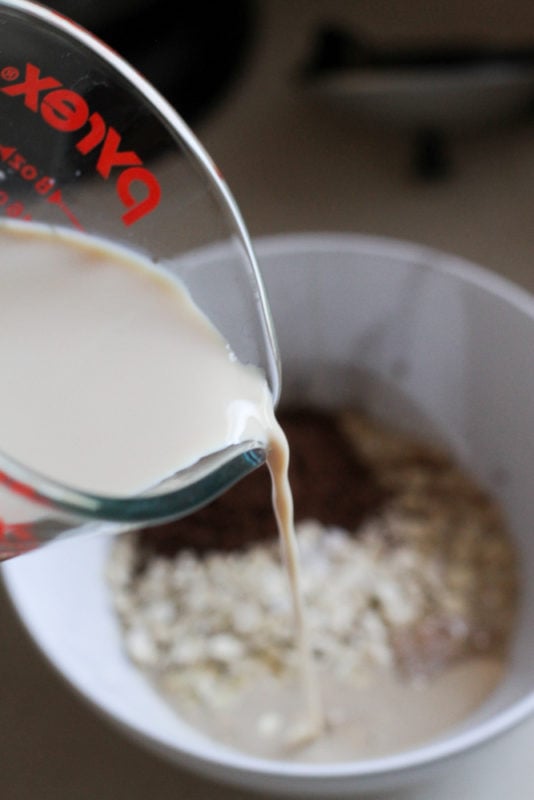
[137,409,388,560]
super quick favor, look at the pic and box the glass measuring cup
[0,0,281,559]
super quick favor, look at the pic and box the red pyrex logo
[0,63,161,226]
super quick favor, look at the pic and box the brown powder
[137,409,389,559]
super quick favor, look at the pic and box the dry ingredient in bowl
[106,409,518,762]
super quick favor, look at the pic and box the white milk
[0,220,323,735]
[0,222,274,495]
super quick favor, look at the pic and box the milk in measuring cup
[0,221,275,494]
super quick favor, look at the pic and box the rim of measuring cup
[0,0,280,523]
[0,441,267,524]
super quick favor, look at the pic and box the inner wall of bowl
[256,234,534,728]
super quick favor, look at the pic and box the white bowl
[4,233,534,796]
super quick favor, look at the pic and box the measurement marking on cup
[0,144,53,190]
[0,191,32,220]
[0,519,38,557]
[0,144,84,228]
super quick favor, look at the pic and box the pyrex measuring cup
[0,0,281,559]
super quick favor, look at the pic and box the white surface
[2,1,534,798]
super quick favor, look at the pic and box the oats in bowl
[107,408,517,762]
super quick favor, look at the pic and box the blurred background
[43,0,534,285]
[2,1,534,798]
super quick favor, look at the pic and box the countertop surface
[3,1,534,798]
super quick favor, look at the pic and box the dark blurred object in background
[301,25,534,179]
[45,0,256,127]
